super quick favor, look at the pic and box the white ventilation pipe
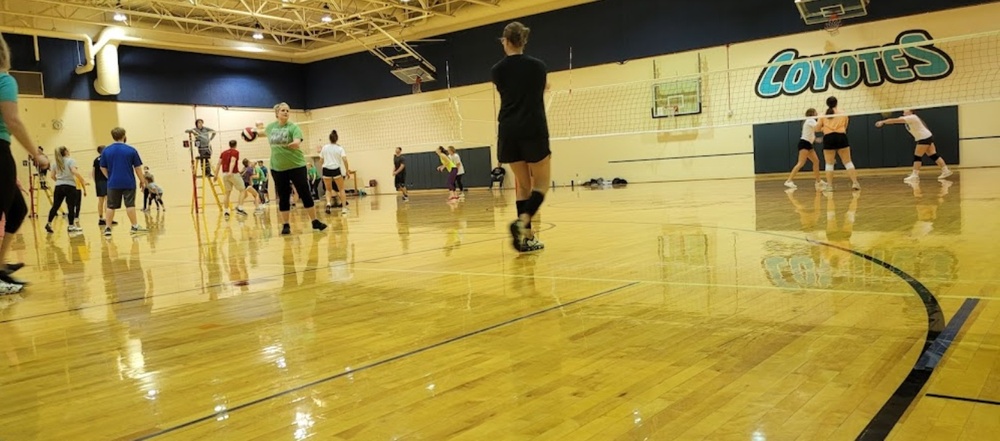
[94,43,121,95]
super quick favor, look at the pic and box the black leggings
[49,184,80,225]
[272,167,314,212]
[1,141,27,234]
[455,174,465,191]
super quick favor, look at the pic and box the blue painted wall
[4,0,997,109]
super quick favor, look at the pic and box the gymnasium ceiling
[0,0,595,62]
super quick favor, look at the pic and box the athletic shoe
[521,237,545,252]
[784,181,797,189]
[509,220,525,251]
[68,226,83,233]
[0,269,26,286]
[815,181,827,191]
[224,211,231,219]
[0,281,23,295]
[236,207,248,216]
[341,207,349,215]
[4,263,24,273]
[402,196,409,202]
[281,224,292,235]
[45,224,53,234]
[324,205,332,214]
[852,182,861,191]
[130,225,148,235]
[104,227,113,237]
[903,174,919,183]
[312,219,327,231]
[98,219,118,226]
[938,169,953,179]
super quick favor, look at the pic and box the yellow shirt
[820,111,849,134]
[439,154,455,172]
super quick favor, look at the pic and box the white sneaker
[851,182,861,191]
[784,181,797,189]
[0,281,24,295]
[938,169,953,179]
[815,181,827,191]
[903,174,919,183]
[341,207,349,215]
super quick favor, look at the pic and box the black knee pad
[913,155,923,163]
[929,153,941,161]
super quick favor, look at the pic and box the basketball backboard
[390,65,435,85]
[795,0,870,25]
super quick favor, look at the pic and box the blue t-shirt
[99,142,143,190]
[0,74,18,143]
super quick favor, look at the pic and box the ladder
[188,133,224,214]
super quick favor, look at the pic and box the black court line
[959,135,1000,141]
[608,151,752,164]
[925,393,1000,407]
[135,282,639,440]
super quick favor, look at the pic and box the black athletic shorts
[916,136,935,146]
[823,133,850,150]
[95,180,108,197]
[797,139,814,151]
[498,137,551,164]
[394,172,406,189]
[106,188,137,209]
[322,167,342,178]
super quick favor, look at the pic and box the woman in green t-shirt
[0,34,48,291]
[253,102,326,234]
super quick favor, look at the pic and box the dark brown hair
[329,129,338,143]
[825,96,838,115]
[805,108,817,117]
[503,22,530,48]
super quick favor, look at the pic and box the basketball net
[825,13,842,36]
[412,76,422,94]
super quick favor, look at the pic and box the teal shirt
[0,74,18,143]
[265,121,305,172]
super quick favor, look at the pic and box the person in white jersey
[447,146,466,195]
[784,108,824,190]
[320,130,351,215]
[875,109,953,182]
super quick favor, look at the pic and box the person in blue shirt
[0,34,48,291]
[99,127,149,236]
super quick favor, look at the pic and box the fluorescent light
[113,11,127,22]
[252,31,264,40]
[321,14,333,23]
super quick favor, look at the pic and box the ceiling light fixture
[321,14,333,23]
[112,1,127,22]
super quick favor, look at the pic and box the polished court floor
[1,169,998,440]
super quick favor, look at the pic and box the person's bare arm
[0,101,46,168]
[134,166,147,188]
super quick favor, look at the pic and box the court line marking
[924,393,1000,407]
[134,282,640,440]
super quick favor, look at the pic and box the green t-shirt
[0,74,19,143]
[265,121,305,172]
[252,166,264,184]
[308,166,319,180]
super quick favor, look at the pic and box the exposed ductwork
[94,43,120,96]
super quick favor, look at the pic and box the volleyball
[241,127,257,142]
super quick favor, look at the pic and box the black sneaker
[45,224,54,234]
[509,220,525,252]
[0,269,26,286]
[312,219,327,231]
[324,205,332,214]
[98,219,106,226]
[5,263,24,273]
[281,224,291,235]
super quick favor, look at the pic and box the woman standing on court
[320,130,351,215]
[815,96,860,191]
[492,21,550,252]
[45,147,86,234]
[0,33,48,287]
[875,109,953,182]
[784,108,824,190]
[435,146,459,201]
[447,146,466,194]
[253,102,326,234]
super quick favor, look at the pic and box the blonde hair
[0,34,10,72]
[54,146,69,173]
[273,102,290,116]
[111,127,126,141]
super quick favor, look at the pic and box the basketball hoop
[412,76,422,94]
[825,13,842,35]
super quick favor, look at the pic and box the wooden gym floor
[1,169,998,440]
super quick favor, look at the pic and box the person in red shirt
[215,140,247,218]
